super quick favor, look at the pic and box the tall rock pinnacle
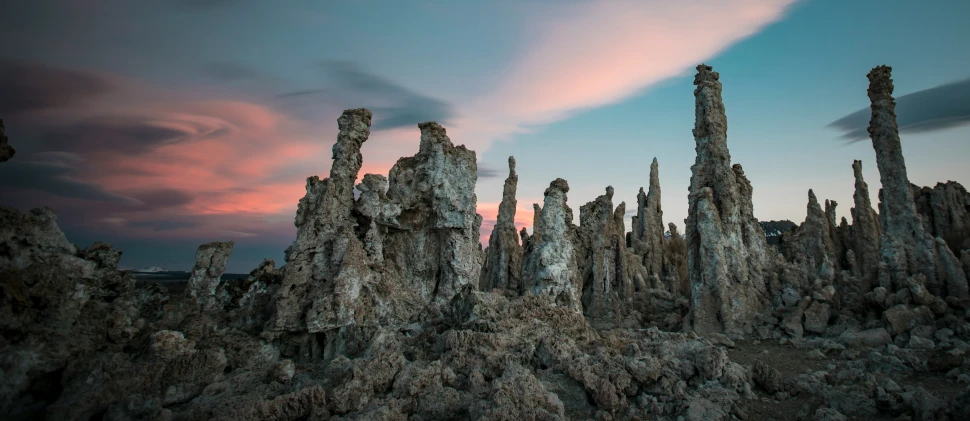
[272,109,373,331]
[866,66,959,296]
[481,156,524,295]
[685,64,771,337]
[633,158,665,280]
[850,160,881,284]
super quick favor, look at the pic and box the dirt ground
[728,339,966,421]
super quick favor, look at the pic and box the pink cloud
[476,201,537,246]
[451,0,798,150]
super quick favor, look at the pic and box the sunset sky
[2,0,969,273]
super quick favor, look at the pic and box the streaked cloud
[828,77,970,142]
[0,59,120,115]
[458,0,797,139]
[276,61,454,131]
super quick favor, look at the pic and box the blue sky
[1,0,968,272]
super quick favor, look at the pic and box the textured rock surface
[5,72,970,420]
[522,178,583,312]
[632,158,666,280]
[0,119,14,162]
[913,181,970,253]
[576,187,654,328]
[480,156,523,296]
[781,190,839,282]
[185,240,234,310]
[685,64,772,337]
[850,160,881,283]
[272,108,374,332]
[383,121,484,307]
[0,205,163,419]
[664,223,690,297]
[867,66,968,300]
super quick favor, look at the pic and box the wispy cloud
[276,60,454,131]
[828,77,970,142]
[449,0,799,150]
[0,59,120,115]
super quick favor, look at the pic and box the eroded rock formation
[4,66,970,420]
[382,121,485,307]
[685,64,772,337]
[632,158,665,280]
[272,108,374,332]
[850,160,881,283]
[522,178,582,311]
[185,240,234,310]
[866,66,969,305]
[480,156,523,295]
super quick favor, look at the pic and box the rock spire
[685,64,772,337]
[481,156,524,295]
[866,66,968,300]
[522,178,582,311]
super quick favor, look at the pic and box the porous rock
[185,240,234,310]
[481,156,524,295]
[522,178,582,312]
[685,64,772,338]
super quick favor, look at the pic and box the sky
[1,0,968,273]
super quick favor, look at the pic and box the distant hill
[135,266,168,273]
[760,220,797,245]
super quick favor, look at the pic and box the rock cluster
[3,63,970,420]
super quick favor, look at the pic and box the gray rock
[838,328,892,348]
[522,179,582,311]
[850,160,880,285]
[185,241,234,310]
[481,156,524,296]
[803,301,831,334]
[907,336,935,350]
[685,64,772,337]
[866,65,968,299]
[814,407,848,421]
[882,304,934,336]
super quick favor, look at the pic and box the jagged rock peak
[417,121,457,154]
[0,119,14,162]
[545,177,569,196]
[497,156,518,227]
[850,160,880,282]
[482,155,523,294]
[633,157,665,278]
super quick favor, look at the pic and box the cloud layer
[829,77,970,141]
[456,0,798,148]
